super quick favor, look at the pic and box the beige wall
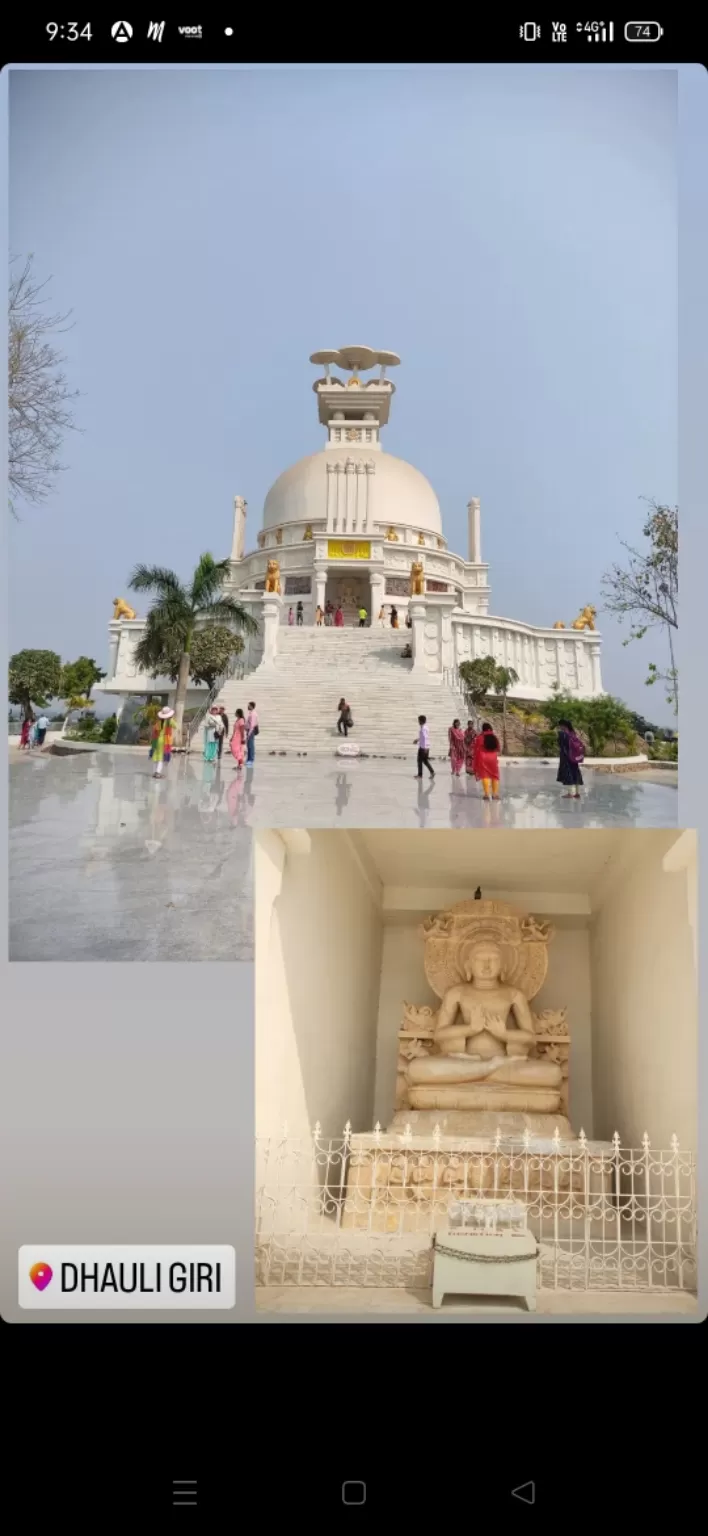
[255,831,383,1137]
[373,919,594,1133]
[590,832,697,1148]
[373,926,439,1127]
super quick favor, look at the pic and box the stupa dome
[262,445,442,535]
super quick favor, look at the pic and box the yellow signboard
[327,540,371,560]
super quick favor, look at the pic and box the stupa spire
[310,346,401,447]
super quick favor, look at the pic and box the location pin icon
[29,1262,53,1291]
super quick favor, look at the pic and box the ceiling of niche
[356,829,674,896]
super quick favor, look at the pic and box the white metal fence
[256,1124,697,1294]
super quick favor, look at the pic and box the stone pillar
[423,594,457,676]
[409,600,427,672]
[108,623,120,681]
[326,463,336,533]
[231,495,247,562]
[590,640,603,696]
[314,566,327,615]
[258,592,283,669]
[467,497,481,564]
[364,459,375,531]
[369,571,385,619]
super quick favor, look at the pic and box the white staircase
[216,627,466,756]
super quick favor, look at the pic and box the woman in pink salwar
[230,708,247,768]
[448,718,465,776]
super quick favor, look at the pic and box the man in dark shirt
[216,706,228,760]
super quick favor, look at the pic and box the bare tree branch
[8,254,80,515]
[601,500,678,714]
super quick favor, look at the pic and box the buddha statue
[404,937,562,1114]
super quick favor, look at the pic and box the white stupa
[103,347,602,748]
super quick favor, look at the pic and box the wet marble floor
[236,753,677,830]
[9,749,253,962]
[9,749,677,961]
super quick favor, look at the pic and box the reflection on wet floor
[9,750,254,962]
[9,748,676,961]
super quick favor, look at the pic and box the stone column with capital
[232,495,247,562]
[258,592,283,669]
[409,600,427,672]
[467,497,481,564]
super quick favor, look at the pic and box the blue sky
[9,66,677,720]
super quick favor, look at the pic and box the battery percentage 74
[624,22,664,41]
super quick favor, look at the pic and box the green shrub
[100,714,118,743]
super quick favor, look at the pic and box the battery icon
[624,22,664,41]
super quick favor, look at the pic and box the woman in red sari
[448,718,465,776]
[473,721,501,800]
[334,605,344,628]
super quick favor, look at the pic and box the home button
[342,1481,367,1506]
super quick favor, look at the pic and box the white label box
[19,1245,236,1309]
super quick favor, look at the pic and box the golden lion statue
[571,605,597,632]
[410,561,425,597]
[113,597,136,621]
[264,558,281,594]
[384,527,400,542]
[553,620,565,630]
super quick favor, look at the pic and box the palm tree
[129,553,258,745]
[491,665,519,755]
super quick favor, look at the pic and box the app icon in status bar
[624,22,664,41]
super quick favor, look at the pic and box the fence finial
[314,1120,322,1140]
[494,1126,502,1150]
[612,1131,621,1153]
[374,1121,382,1144]
[578,1129,587,1151]
[642,1131,651,1151]
[403,1122,413,1144]
[670,1133,679,1153]
[523,1128,531,1151]
[552,1126,561,1151]
[344,1120,352,1138]
[433,1123,442,1147]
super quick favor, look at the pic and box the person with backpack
[557,717,585,799]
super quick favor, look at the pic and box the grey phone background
[1,63,707,1325]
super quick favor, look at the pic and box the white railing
[256,1125,696,1294]
[442,664,473,720]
